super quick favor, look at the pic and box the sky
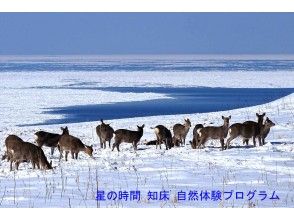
[0,13,294,55]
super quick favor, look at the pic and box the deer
[96,119,114,149]
[173,118,191,146]
[260,117,275,145]
[112,124,145,152]
[2,134,23,162]
[226,113,266,149]
[153,125,174,150]
[190,124,204,149]
[197,116,231,150]
[4,135,52,171]
[57,127,93,161]
[34,130,62,156]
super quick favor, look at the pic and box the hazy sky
[0,13,294,55]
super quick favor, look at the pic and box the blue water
[27,87,294,126]
[3,56,293,126]
[1,56,294,72]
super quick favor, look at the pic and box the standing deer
[153,125,174,150]
[260,117,275,145]
[34,130,61,156]
[197,116,231,150]
[5,135,52,171]
[112,124,145,152]
[96,119,114,149]
[173,118,191,146]
[58,127,93,161]
[226,113,265,149]
[190,124,204,149]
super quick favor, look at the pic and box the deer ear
[229,115,231,119]
[100,119,104,123]
[262,113,266,116]
[256,113,259,117]
[142,124,145,128]
[222,116,224,119]
[50,160,52,166]
[60,127,64,130]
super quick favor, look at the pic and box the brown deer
[197,116,231,150]
[112,124,145,152]
[34,130,61,155]
[58,127,93,161]
[173,118,191,146]
[153,125,174,150]
[2,135,23,162]
[226,113,265,149]
[190,124,204,149]
[96,119,114,149]
[260,117,275,145]
[5,135,52,171]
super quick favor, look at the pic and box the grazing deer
[5,135,52,171]
[96,119,114,149]
[2,135,23,162]
[112,124,145,152]
[153,125,174,150]
[58,127,93,161]
[173,118,191,146]
[34,130,61,156]
[190,124,204,149]
[197,116,231,150]
[226,113,265,149]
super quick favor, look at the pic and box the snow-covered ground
[0,70,294,207]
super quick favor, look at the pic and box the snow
[0,70,294,207]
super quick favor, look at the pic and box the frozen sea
[1,55,294,126]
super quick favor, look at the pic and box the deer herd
[1,113,275,171]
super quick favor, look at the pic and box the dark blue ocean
[1,55,294,72]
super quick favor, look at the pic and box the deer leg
[262,138,265,145]
[133,141,138,151]
[242,139,249,146]
[108,140,111,148]
[258,136,262,146]
[75,152,78,159]
[226,137,233,149]
[99,138,103,148]
[164,138,168,150]
[59,151,63,161]
[220,138,225,150]
[252,137,256,147]
[16,161,20,170]
[10,160,13,171]
[65,151,69,161]
[197,137,206,148]
[49,147,53,156]
[71,152,74,159]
